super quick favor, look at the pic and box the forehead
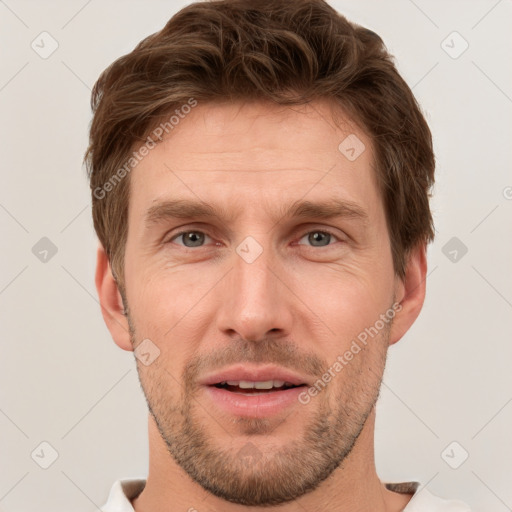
[128,100,381,224]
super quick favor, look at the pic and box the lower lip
[203,385,305,418]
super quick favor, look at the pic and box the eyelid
[167,229,214,246]
[162,222,214,241]
[295,227,344,246]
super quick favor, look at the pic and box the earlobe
[95,244,133,352]
[389,244,428,346]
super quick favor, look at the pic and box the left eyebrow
[285,198,368,224]
[143,197,369,231]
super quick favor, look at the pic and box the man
[87,0,471,510]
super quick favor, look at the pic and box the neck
[132,409,411,512]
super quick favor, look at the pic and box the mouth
[212,380,305,395]
[200,365,310,418]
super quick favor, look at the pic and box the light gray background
[1,1,511,511]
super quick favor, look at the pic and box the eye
[169,230,212,248]
[166,228,342,250]
[297,230,340,247]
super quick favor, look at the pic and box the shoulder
[101,478,146,512]
[403,485,471,511]
[384,482,471,511]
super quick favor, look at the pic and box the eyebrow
[143,197,368,230]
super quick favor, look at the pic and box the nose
[216,240,294,343]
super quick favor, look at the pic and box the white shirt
[101,478,471,511]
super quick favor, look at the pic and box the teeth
[223,380,289,389]
[254,381,274,389]
[238,381,255,389]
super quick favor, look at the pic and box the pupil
[184,232,204,247]
[309,231,330,246]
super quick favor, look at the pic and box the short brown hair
[85,0,435,288]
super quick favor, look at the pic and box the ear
[389,243,427,346]
[95,243,133,352]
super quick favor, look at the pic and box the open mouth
[204,372,309,417]
[213,380,305,395]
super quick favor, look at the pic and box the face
[119,100,403,506]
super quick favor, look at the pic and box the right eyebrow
[144,199,234,229]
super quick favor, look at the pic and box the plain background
[0,1,511,511]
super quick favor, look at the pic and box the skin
[96,100,427,512]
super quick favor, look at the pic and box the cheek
[324,318,389,408]
[128,271,212,364]
[136,360,184,425]
[296,263,394,345]
[129,266,186,326]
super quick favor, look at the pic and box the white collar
[101,478,471,511]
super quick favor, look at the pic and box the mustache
[182,337,327,388]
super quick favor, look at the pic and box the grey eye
[299,231,334,247]
[173,231,209,247]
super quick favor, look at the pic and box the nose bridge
[235,237,274,301]
[217,234,293,341]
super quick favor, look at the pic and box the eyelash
[166,228,343,248]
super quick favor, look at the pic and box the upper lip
[199,364,311,387]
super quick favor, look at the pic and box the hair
[85,0,435,290]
